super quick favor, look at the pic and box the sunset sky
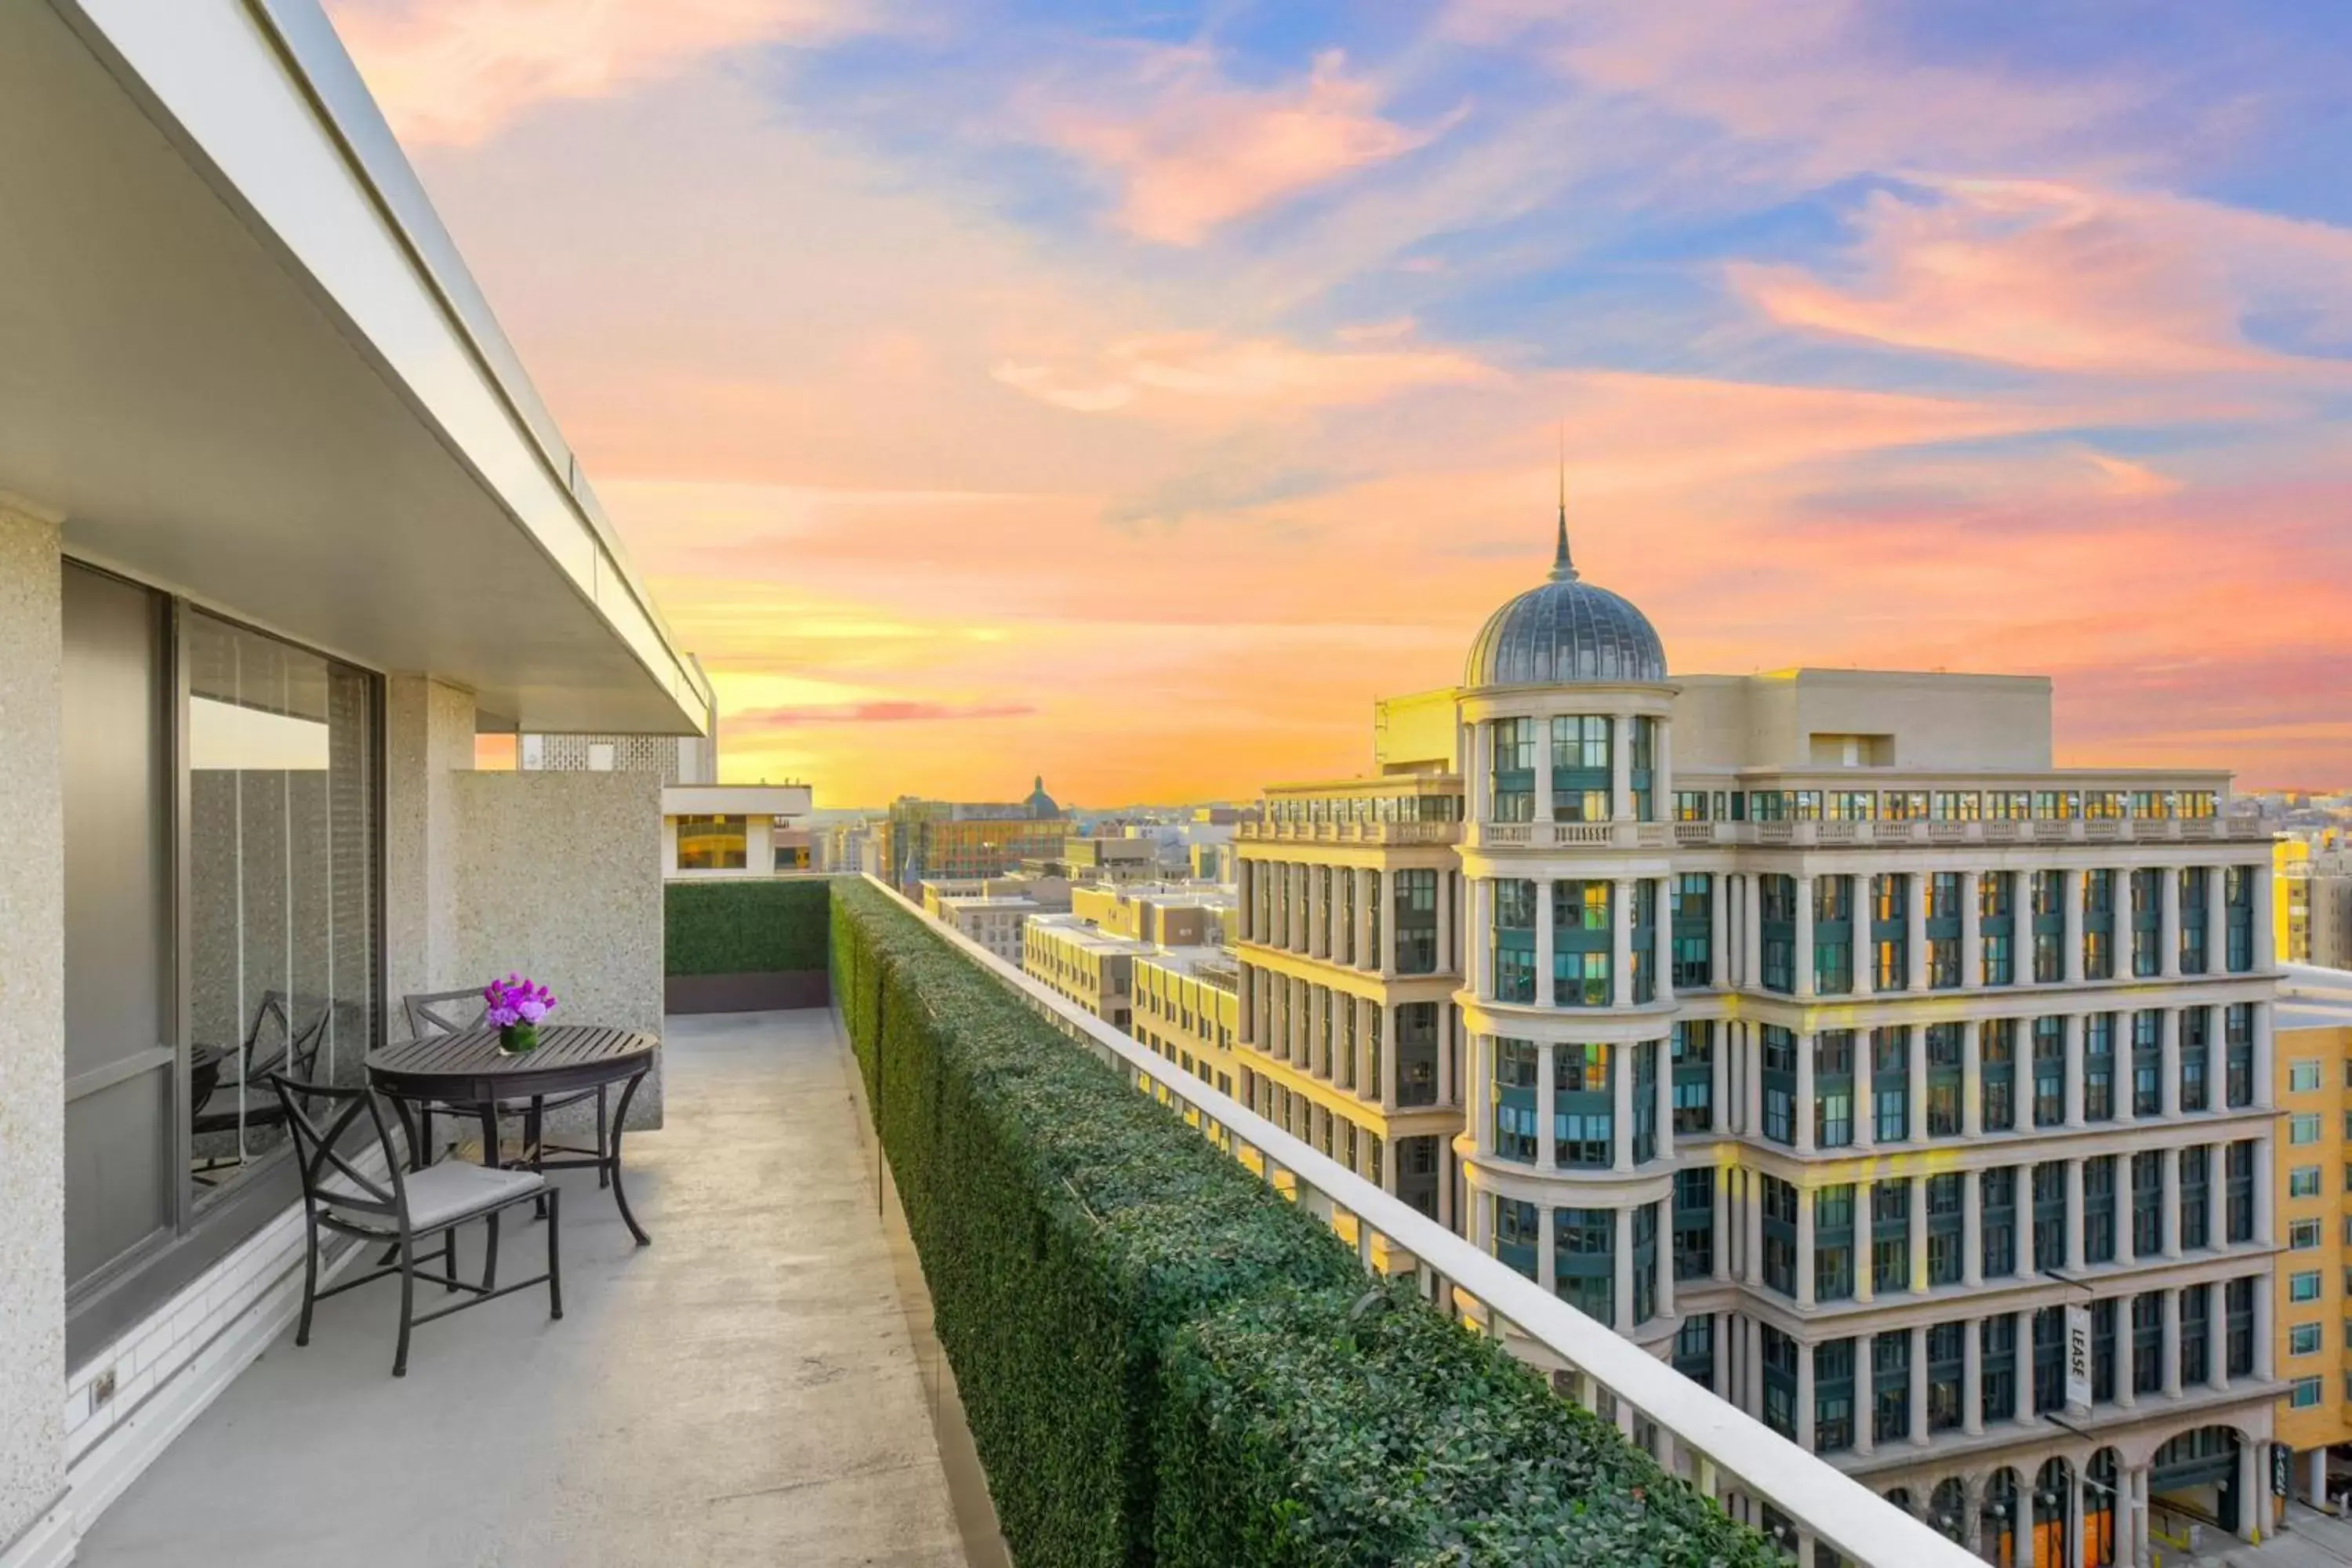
[321,0,2352,808]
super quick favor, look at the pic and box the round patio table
[365,1025,659,1245]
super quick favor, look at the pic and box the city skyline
[325,0,2352,805]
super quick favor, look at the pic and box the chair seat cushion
[325,1163,543,1231]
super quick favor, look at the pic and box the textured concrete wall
[0,505,66,1554]
[453,771,665,1130]
[383,677,476,1016]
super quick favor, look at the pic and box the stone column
[1437,1004,1454,1108]
[1612,878,1635,1007]
[2118,1153,2138,1267]
[1356,869,1374,970]
[2063,869,2085,985]
[1854,874,1875,994]
[1856,1333,1877,1457]
[1910,1176,1929,1295]
[1374,869,1394,978]
[1534,724,1554,824]
[2014,1309,2035,1424]
[1654,882,1676,1004]
[2209,1285,2230,1392]
[2161,1147,2182,1258]
[1744,1025,1763,1138]
[1657,1201,1675,1320]
[1747,1173,1765,1287]
[1534,878,1555,1010]
[1795,1032,1817,1155]
[1465,877,1485,996]
[1383,1004,1401,1113]
[1910,1324,1931,1446]
[0,504,66,1564]
[1907,871,1929,991]
[1613,1207,1635,1330]
[1537,1036,1558,1171]
[1964,1319,1985,1434]
[1963,1020,1984,1138]
[1795,873,1817,1000]
[1964,1171,1984,1287]
[2160,866,2181,979]
[1710,1031,1728,1137]
[1712,1166,1733,1284]
[2209,1011,2228,1113]
[1856,1030,1876,1151]
[1857,1178,1878,1305]
[1964,869,1984,985]
[1709,873,1728,989]
[2255,1272,2275,1380]
[1613,1048,1635,1174]
[1797,1193,1817,1308]
[1909,1025,1929,1142]
[1656,1038,1675,1158]
[2256,860,2278,970]
[2255,1002,2276,1111]
[2235,1436,2262,1543]
[2158,1005,2181,1116]
[2256,1134,2276,1245]
[2205,867,2228,978]
[2063,1014,2085,1127]
[1742,876,1763,990]
[1537,1206,1558,1293]
[2067,1158,2087,1272]
[1611,714,1635,823]
[1796,1341,1816,1451]
[1655,716,1674,818]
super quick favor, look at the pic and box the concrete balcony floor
[81,1010,969,1568]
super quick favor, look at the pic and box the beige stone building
[1241,512,2285,1566]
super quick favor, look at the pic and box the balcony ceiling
[0,0,703,735]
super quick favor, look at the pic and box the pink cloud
[1037,48,1456,245]
[1732,181,2296,375]
[321,0,865,146]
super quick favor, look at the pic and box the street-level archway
[2151,1426,2241,1540]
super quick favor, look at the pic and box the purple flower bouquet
[485,974,557,1054]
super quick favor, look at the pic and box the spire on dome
[1548,427,1577,582]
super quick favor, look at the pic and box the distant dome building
[1025,775,1061,819]
[1463,508,1666,687]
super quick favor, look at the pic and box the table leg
[479,1103,500,1170]
[528,1095,548,1221]
[609,1070,650,1246]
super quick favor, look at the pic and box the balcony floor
[80,1009,969,1568]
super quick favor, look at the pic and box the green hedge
[830,879,1773,1568]
[664,878,831,975]
[1156,1284,1780,1567]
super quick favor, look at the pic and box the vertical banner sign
[2274,1443,2292,1500]
[2064,1305,2094,1409]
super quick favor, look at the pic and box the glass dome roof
[1462,510,1667,687]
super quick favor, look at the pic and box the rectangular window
[2292,1270,2324,1303]
[2292,1167,2323,1199]
[1491,1038,1539,1163]
[1394,869,1439,975]
[1980,1019,2016,1133]
[2292,1323,2324,1356]
[2294,1113,2324,1145]
[1980,1167,2016,1277]
[1549,715,1612,822]
[1671,1021,1712,1134]
[2293,1059,2324,1093]
[1490,717,1537,822]
[2292,1218,2324,1250]
[2292,1377,2325,1409]
[1761,1026,1796,1147]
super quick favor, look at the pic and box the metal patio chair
[271,1073,561,1377]
[402,986,612,1189]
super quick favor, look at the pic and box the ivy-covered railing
[832,875,1808,1567]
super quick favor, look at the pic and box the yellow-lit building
[1133,948,1243,1102]
[1021,913,1144,1032]
[2275,968,2352,1516]
[2278,838,2311,964]
[1235,740,1468,1229]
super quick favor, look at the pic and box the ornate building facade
[1238,510,2285,1566]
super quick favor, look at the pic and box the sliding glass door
[62,564,383,1344]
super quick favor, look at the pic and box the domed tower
[1025,775,1061,820]
[1454,500,1688,1359]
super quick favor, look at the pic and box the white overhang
[1,0,711,735]
[662,786,816,818]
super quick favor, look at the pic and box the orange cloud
[1038,48,1455,245]
[322,0,865,146]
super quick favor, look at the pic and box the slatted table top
[367,1025,658,1098]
